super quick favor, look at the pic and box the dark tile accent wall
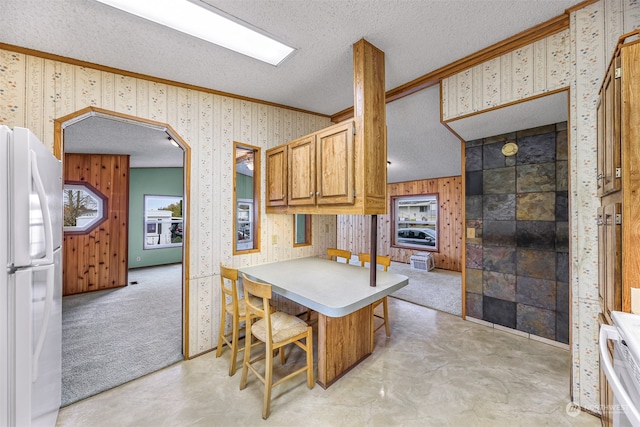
[465,123,569,344]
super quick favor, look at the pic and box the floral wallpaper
[0,48,334,357]
[441,29,571,121]
[442,0,640,414]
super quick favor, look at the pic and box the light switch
[467,227,476,239]
[272,234,278,245]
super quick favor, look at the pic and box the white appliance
[600,311,640,427]
[1,126,62,426]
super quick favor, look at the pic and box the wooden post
[370,214,377,286]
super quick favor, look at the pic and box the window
[293,214,311,246]
[234,143,260,253]
[144,195,183,249]
[63,182,107,233]
[391,194,438,251]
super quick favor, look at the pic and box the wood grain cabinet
[596,53,621,197]
[266,145,287,207]
[267,121,355,210]
[597,32,640,427]
[266,39,386,215]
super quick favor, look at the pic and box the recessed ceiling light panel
[94,0,296,66]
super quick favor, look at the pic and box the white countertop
[239,257,409,317]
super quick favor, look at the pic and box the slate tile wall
[465,122,569,343]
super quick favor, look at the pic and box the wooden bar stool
[215,264,261,376]
[327,247,352,263]
[240,273,314,420]
[358,253,392,352]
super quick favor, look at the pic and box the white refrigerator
[1,126,62,426]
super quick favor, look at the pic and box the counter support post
[370,214,377,287]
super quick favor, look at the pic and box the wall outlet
[467,227,476,239]
[325,224,330,233]
[272,235,278,245]
[136,256,141,262]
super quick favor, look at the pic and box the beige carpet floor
[387,261,462,316]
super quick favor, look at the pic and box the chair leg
[239,331,251,390]
[306,327,314,389]
[382,297,391,338]
[216,308,226,358]
[263,344,273,420]
[228,312,239,376]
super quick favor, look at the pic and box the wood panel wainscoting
[63,153,130,295]
[337,176,463,271]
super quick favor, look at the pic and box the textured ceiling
[1,0,583,182]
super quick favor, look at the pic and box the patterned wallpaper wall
[441,30,571,121]
[442,0,640,413]
[0,48,334,357]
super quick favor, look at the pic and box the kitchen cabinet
[597,32,640,427]
[265,39,386,215]
[267,121,354,209]
[288,134,317,206]
[289,121,355,207]
[596,53,621,197]
[597,203,622,321]
[265,145,287,207]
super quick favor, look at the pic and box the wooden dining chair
[215,264,261,376]
[357,253,392,352]
[327,248,352,263]
[240,274,314,420]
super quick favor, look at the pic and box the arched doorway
[53,107,191,405]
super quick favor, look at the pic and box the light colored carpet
[388,261,462,316]
[61,264,183,407]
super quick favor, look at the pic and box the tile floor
[56,298,600,426]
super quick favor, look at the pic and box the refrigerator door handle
[599,324,640,426]
[30,150,54,265]
[30,264,54,382]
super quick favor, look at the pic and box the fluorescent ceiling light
[95,0,295,66]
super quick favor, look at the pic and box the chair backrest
[327,248,352,263]
[357,253,391,272]
[220,264,240,306]
[241,273,272,326]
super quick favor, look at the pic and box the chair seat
[225,296,262,317]
[252,311,309,343]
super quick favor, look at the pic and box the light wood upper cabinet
[316,121,354,205]
[266,39,386,215]
[266,145,287,207]
[283,121,354,207]
[288,134,316,206]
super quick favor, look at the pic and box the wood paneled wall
[63,153,130,295]
[337,175,463,271]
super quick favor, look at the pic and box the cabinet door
[601,57,622,196]
[316,121,354,205]
[603,203,622,319]
[266,145,287,207]
[596,95,605,197]
[597,206,606,311]
[288,135,316,206]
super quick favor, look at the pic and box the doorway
[54,107,190,405]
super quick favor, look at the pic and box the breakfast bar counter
[240,257,409,388]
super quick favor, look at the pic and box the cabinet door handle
[316,192,320,196]
[282,194,285,199]
[309,192,313,196]
[597,174,604,180]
